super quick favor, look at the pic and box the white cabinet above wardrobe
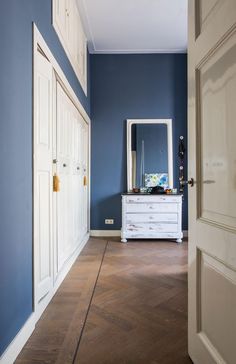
[53,0,87,94]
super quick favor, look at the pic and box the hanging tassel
[83,175,87,186]
[53,173,60,192]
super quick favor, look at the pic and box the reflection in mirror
[131,124,169,189]
[127,119,173,192]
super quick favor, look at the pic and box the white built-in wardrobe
[34,26,89,316]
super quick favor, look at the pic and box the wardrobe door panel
[53,0,87,94]
[53,0,68,44]
[56,84,71,271]
[56,83,88,273]
[81,121,89,238]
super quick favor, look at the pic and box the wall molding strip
[90,230,189,238]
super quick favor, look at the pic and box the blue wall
[91,54,188,231]
[0,0,90,355]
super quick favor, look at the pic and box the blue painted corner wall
[0,0,90,356]
[90,54,188,231]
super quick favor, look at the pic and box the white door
[55,82,88,272]
[71,107,82,251]
[53,0,68,44]
[34,50,53,304]
[188,1,236,363]
[81,120,89,238]
[56,82,73,271]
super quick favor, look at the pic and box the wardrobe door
[67,0,78,65]
[71,108,82,251]
[34,51,53,304]
[53,0,68,44]
[81,120,89,238]
[56,83,73,271]
[53,0,87,94]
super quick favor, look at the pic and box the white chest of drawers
[121,194,183,243]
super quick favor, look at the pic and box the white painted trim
[0,315,35,364]
[89,48,187,54]
[126,119,174,191]
[90,230,121,237]
[90,230,188,239]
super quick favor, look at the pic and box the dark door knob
[180,178,194,187]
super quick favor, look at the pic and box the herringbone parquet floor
[16,238,192,364]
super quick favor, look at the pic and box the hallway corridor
[16,238,191,364]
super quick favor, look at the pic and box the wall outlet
[105,219,114,225]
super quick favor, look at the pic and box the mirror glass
[128,121,173,191]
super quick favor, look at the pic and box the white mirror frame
[127,119,174,192]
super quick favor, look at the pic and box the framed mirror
[127,119,173,191]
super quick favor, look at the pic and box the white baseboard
[54,232,89,290]
[90,230,189,238]
[0,314,35,364]
[35,232,89,323]
[90,230,121,237]
[0,234,89,364]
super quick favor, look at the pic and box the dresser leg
[121,238,127,243]
[176,238,182,243]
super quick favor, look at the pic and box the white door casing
[34,27,90,312]
[188,1,236,363]
[34,50,53,305]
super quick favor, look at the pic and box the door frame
[33,23,91,320]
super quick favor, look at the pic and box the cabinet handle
[63,163,67,167]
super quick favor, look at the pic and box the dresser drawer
[125,195,181,204]
[126,203,178,213]
[126,213,178,223]
[127,223,178,233]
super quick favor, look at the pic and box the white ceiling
[77,0,188,54]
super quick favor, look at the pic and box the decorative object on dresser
[121,194,183,243]
[178,136,186,193]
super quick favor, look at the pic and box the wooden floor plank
[15,238,107,364]
[74,240,192,364]
[15,238,192,364]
